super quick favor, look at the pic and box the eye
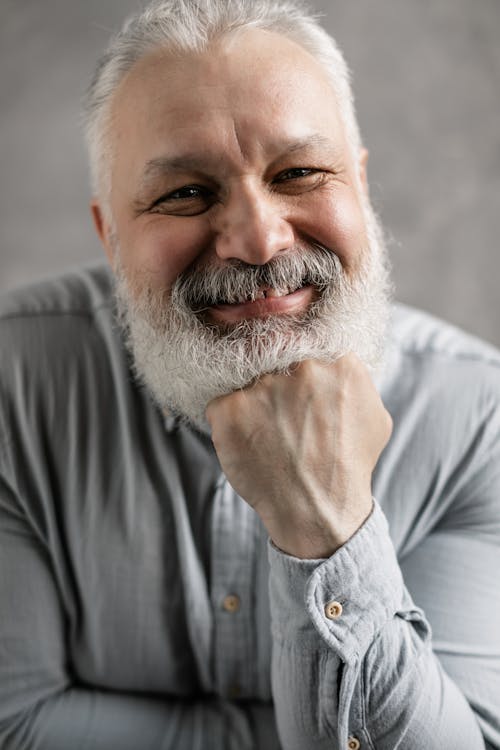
[275,167,316,181]
[150,184,215,216]
[272,167,325,195]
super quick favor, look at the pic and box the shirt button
[347,737,361,750]
[222,594,240,613]
[325,600,343,619]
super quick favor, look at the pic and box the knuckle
[340,351,361,371]
[381,407,393,441]
[295,359,316,377]
[333,352,364,385]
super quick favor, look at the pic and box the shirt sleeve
[268,498,497,750]
[0,474,279,750]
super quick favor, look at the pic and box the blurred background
[1,0,499,345]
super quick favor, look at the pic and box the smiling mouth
[228,282,306,303]
[207,283,318,323]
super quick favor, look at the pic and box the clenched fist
[206,354,392,559]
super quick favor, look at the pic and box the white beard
[114,201,392,429]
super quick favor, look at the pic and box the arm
[1,689,263,750]
[269,501,495,749]
[207,354,498,749]
[0,477,280,750]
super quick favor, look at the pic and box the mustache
[171,243,344,311]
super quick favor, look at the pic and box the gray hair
[83,0,363,204]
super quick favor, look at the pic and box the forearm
[0,688,280,750]
[271,623,485,750]
[359,614,485,748]
[268,501,486,750]
[0,486,281,750]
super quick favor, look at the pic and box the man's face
[101,29,370,304]
[93,29,390,426]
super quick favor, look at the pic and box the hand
[206,354,392,558]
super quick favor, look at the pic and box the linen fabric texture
[0,265,499,749]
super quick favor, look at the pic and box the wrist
[266,494,374,559]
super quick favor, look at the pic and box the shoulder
[0,264,126,451]
[382,303,500,408]
[0,262,113,324]
[390,302,500,369]
[378,303,500,540]
[0,262,116,359]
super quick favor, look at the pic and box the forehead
[109,29,346,175]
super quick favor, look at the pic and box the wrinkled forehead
[107,28,347,169]
[114,27,340,109]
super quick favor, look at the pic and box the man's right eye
[150,185,214,216]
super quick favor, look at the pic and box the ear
[91,200,115,267]
[358,147,369,195]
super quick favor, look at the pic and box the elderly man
[0,1,499,748]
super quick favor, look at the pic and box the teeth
[232,285,297,304]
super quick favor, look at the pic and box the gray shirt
[0,264,499,750]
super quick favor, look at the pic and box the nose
[213,182,295,265]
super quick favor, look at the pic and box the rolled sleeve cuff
[268,499,427,666]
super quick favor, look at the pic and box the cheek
[121,218,210,288]
[301,192,368,272]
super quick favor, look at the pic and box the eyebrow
[139,133,340,185]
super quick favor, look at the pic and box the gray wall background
[1,0,499,346]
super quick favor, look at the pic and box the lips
[216,281,306,306]
[208,283,317,323]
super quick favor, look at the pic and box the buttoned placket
[210,476,261,698]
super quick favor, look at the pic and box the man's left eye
[275,168,315,181]
[272,167,325,195]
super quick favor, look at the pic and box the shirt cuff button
[347,737,360,750]
[324,600,343,619]
[222,594,240,613]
